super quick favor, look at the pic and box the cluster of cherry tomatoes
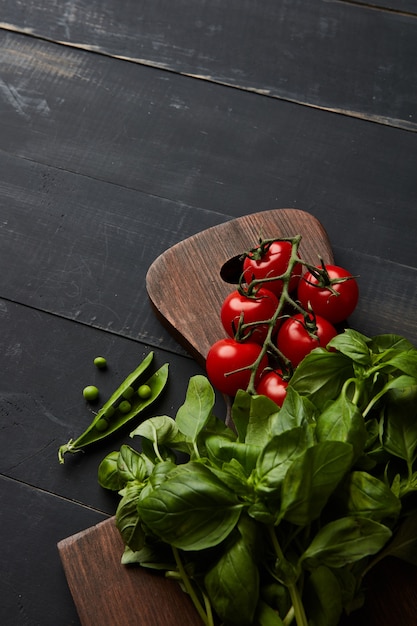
[206,238,359,406]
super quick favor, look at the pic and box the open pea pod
[58,352,169,463]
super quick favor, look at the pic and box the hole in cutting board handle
[219,253,245,284]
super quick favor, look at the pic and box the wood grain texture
[0,36,416,269]
[1,0,416,128]
[0,153,416,353]
[146,209,334,365]
[58,517,202,626]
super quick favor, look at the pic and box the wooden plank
[0,475,107,626]
[0,298,221,510]
[0,152,227,355]
[1,0,416,129]
[58,517,202,626]
[0,35,416,268]
[347,0,417,14]
[0,154,416,351]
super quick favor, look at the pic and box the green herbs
[58,352,169,463]
[98,330,417,626]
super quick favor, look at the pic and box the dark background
[0,1,416,624]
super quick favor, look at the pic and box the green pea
[103,406,115,420]
[122,386,135,399]
[138,384,152,399]
[95,418,109,432]
[58,353,169,464]
[83,385,99,402]
[94,356,107,369]
[118,400,132,414]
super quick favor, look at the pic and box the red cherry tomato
[243,240,302,296]
[206,338,269,396]
[220,288,279,344]
[256,370,288,407]
[297,264,359,324]
[276,313,338,367]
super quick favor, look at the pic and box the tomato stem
[240,235,321,393]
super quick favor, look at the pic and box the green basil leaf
[375,512,417,566]
[255,426,310,496]
[259,581,290,622]
[175,375,215,441]
[232,389,252,442]
[121,544,175,570]
[289,350,354,408]
[303,566,343,626]
[382,385,417,463]
[301,516,392,568]
[369,334,416,354]
[386,351,417,378]
[137,460,176,501]
[254,599,285,626]
[116,482,146,551]
[97,450,123,490]
[131,415,180,445]
[344,471,401,521]
[316,394,367,459]
[199,410,237,442]
[272,387,316,436]
[205,436,261,475]
[247,500,280,524]
[280,441,353,526]
[210,459,254,497]
[139,436,178,465]
[244,395,281,448]
[204,516,260,626]
[117,444,152,484]
[328,329,372,366]
[138,461,243,550]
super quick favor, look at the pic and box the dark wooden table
[1,1,416,624]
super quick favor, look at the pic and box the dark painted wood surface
[1,33,416,266]
[1,0,416,129]
[0,1,416,624]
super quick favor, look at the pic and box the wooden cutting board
[58,209,417,625]
[146,208,334,367]
[58,516,202,626]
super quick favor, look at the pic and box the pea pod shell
[58,355,168,462]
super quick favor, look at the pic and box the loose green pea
[138,384,152,399]
[95,418,109,432]
[122,386,135,399]
[83,385,99,402]
[94,356,107,369]
[118,400,132,414]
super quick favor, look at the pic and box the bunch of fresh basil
[98,329,417,626]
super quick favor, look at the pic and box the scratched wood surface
[1,0,416,129]
[1,33,416,268]
[58,517,202,626]
[0,153,416,352]
[0,1,416,624]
